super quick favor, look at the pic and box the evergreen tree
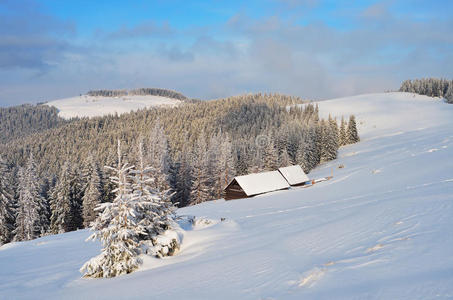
[130,141,178,256]
[80,141,141,278]
[218,133,236,197]
[347,115,360,144]
[50,161,83,233]
[82,158,102,227]
[0,156,14,245]
[189,135,210,205]
[13,153,47,241]
[339,117,347,146]
[262,138,279,171]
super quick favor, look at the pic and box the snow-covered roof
[234,171,290,196]
[278,165,309,186]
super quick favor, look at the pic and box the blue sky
[0,0,452,106]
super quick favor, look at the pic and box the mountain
[1,92,452,299]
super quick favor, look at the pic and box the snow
[279,165,310,185]
[234,170,290,196]
[46,94,182,119]
[2,92,453,299]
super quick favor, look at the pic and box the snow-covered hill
[46,94,182,119]
[2,92,453,299]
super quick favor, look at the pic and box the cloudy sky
[0,0,452,106]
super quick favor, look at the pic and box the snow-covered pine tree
[169,151,192,207]
[263,138,279,171]
[279,148,291,168]
[148,122,171,192]
[82,157,102,227]
[347,115,360,144]
[13,153,47,241]
[320,119,338,162]
[207,133,221,199]
[0,156,14,245]
[80,140,141,278]
[189,134,210,205]
[218,133,235,198]
[131,140,178,257]
[50,161,83,233]
[339,116,347,146]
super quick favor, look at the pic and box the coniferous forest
[399,78,453,103]
[0,91,360,247]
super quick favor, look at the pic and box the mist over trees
[399,78,453,104]
[0,93,359,246]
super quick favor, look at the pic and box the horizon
[0,0,452,106]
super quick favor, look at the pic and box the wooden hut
[278,165,310,186]
[224,170,290,200]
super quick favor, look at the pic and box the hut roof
[278,165,309,186]
[234,171,290,196]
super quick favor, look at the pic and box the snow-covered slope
[2,92,453,299]
[46,94,182,119]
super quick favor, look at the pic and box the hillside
[1,92,452,299]
[46,94,183,119]
[0,104,67,144]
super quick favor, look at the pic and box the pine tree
[263,138,279,171]
[13,153,47,241]
[339,116,347,146]
[218,133,236,197]
[148,123,171,192]
[80,140,142,278]
[347,115,360,144]
[50,161,83,233]
[131,141,178,257]
[279,149,291,168]
[0,156,14,245]
[189,135,210,205]
[82,158,102,227]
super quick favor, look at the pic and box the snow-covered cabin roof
[234,171,290,196]
[278,165,309,186]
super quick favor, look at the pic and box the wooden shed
[278,165,310,186]
[224,170,290,200]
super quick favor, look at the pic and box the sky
[0,0,452,106]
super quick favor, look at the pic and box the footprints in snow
[292,218,415,289]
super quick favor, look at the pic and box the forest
[399,78,453,103]
[0,92,359,246]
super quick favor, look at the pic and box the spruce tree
[80,141,141,278]
[263,138,279,171]
[50,161,83,233]
[131,141,178,257]
[13,153,47,241]
[0,156,14,245]
[339,117,347,146]
[347,115,360,144]
[82,158,102,227]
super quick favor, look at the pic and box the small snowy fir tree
[263,138,279,171]
[347,115,360,144]
[13,153,47,241]
[131,140,179,258]
[80,141,142,278]
[0,156,14,245]
[339,117,347,146]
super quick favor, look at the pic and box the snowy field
[2,92,453,299]
[46,94,182,119]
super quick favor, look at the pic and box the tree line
[0,93,359,246]
[399,78,453,103]
[87,88,189,101]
